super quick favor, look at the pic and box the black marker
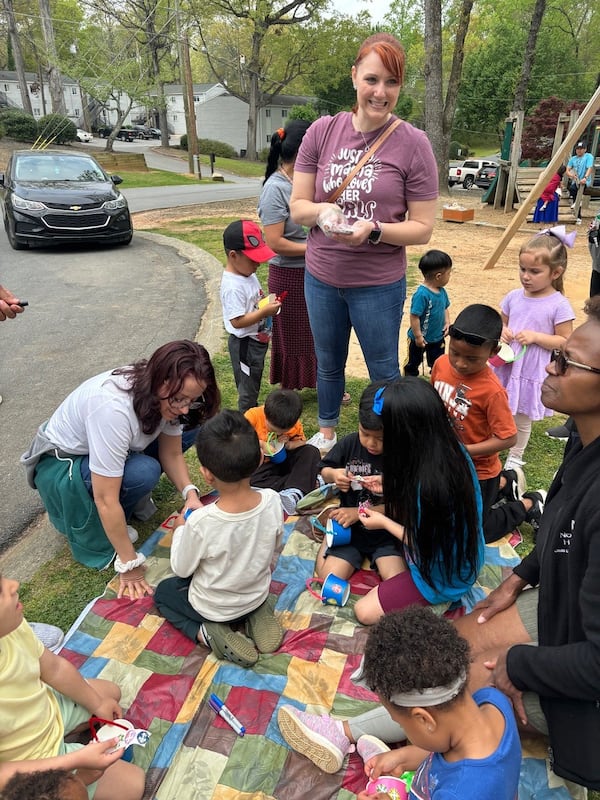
[17,301,28,307]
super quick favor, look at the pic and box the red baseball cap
[223,219,276,263]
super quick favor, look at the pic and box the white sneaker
[504,456,525,472]
[279,488,304,516]
[570,201,576,209]
[576,219,582,225]
[126,525,139,543]
[29,622,65,652]
[306,432,337,455]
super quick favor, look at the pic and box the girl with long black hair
[354,377,484,624]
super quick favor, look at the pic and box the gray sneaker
[29,622,65,652]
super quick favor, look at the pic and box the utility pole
[174,0,199,177]
[183,35,200,178]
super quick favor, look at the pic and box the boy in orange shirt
[245,389,321,515]
[431,304,545,542]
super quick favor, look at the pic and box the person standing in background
[258,121,318,393]
[566,141,594,225]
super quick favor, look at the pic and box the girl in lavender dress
[493,227,575,470]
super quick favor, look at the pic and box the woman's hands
[117,565,153,600]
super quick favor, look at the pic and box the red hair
[354,32,405,86]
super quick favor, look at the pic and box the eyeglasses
[167,394,205,410]
[447,325,493,347]
[550,349,600,376]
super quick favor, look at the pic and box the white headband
[389,671,466,708]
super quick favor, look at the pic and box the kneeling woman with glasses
[22,340,220,598]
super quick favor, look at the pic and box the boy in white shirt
[154,409,284,668]
[220,219,281,412]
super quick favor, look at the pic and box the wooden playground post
[483,84,600,270]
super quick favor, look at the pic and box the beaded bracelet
[114,552,147,574]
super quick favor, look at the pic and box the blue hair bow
[372,387,386,416]
[537,225,576,249]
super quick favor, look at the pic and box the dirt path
[135,194,595,379]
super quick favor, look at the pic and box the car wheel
[463,175,474,189]
[5,215,27,250]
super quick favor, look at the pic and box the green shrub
[198,138,236,159]
[38,113,77,145]
[0,122,5,139]
[179,133,187,150]
[0,109,38,142]
[258,146,270,162]
[449,140,467,159]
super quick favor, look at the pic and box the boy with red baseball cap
[221,220,280,411]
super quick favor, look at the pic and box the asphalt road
[0,144,262,554]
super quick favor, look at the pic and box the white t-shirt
[170,488,283,620]
[220,270,271,340]
[44,370,182,477]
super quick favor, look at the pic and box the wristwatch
[368,221,383,245]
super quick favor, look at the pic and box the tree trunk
[513,0,546,113]
[3,0,33,115]
[39,0,66,114]
[423,0,473,195]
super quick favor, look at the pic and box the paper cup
[268,442,287,463]
[325,518,352,548]
[365,774,409,798]
[305,573,350,607]
[95,718,134,761]
[489,342,526,367]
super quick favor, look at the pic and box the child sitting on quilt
[154,409,284,668]
[314,381,404,585]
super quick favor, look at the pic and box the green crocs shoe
[203,621,259,667]
[245,599,284,653]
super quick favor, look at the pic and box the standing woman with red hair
[290,33,438,455]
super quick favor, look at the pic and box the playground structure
[483,109,600,222]
[482,82,600,269]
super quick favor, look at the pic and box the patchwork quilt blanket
[60,506,579,800]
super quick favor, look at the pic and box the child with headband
[354,607,521,799]
[277,607,521,798]
[493,227,575,471]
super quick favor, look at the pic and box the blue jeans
[304,270,406,426]
[80,428,198,520]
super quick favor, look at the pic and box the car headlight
[102,196,128,210]
[11,194,46,211]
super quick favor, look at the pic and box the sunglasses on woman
[550,349,600,376]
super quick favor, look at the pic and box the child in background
[245,389,321,516]
[220,219,281,412]
[154,410,284,669]
[355,607,521,800]
[351,378,484,626]
[316,382,404,585]
[404,250,452,376]
[431,304,545,542]
[0,576,145,800]
[532,165,566,224]
[493,229,575,470]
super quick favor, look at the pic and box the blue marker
[208,693,245,736]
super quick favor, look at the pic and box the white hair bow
[537,225,577,249]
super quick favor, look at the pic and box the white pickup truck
[448,158,497,189]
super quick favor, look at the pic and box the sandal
[202,621,259,667]
[341,391,351,405]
